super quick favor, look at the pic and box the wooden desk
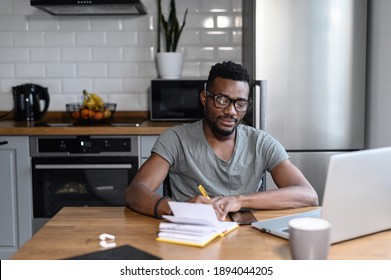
[10,207,391,260]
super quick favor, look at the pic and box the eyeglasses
[205,91,252,112]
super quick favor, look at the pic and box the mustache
[219,115,238,123]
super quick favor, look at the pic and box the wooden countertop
[0,111,187,135]
[10,206,391,260]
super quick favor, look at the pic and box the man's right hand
[186,195,228,221]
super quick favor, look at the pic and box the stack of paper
[156,201,239,247]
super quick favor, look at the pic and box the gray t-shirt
[152,120,288,201]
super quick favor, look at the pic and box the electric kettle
[12,83,50,121]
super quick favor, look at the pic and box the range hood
[31,0,147,16]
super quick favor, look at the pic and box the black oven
[30,135,138,233]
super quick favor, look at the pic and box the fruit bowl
[66,103,116,124]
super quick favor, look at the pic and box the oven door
[32,156,138,220]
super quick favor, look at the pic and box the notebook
[252,147,391,244]
[156,201,239,247]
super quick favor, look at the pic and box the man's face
[201,77,250,137]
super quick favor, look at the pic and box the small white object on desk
[99,233,115,241]
[99,233,116,248]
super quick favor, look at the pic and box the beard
[205,110,240,137]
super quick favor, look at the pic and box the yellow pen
[198,184,210,199]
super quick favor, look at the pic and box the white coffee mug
[288,217,331,260]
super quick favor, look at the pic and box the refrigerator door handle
[254,80,266,130]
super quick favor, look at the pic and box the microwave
[150,79,206,121]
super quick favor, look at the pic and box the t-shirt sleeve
[261,133,289,172]
[151,128,180,166]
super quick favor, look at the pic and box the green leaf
[156,0,187,52]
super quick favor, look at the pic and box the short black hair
[206,61,250,90]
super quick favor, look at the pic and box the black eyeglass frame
[205,91,252,112]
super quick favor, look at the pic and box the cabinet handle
[0,141,8,145]
[35,164,133,169]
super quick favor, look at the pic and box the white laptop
[251,147,391,244]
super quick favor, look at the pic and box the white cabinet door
[0,137,32,259]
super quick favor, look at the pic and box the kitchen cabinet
[139,135,163,196]
[0,136,32,259]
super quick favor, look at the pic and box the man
[125,61,318,220]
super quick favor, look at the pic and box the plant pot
[156,52,184,79]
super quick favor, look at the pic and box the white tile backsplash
[76,32,106,46]
[107,31,138,46]
[0,63,14,78]
[34,79,61,95]
[15,63,46,78]
[232,30,242,44]
[0,16,27,31]
[182,61,203,77]
[59,18,91,31]
[45,31,76,46]
[27,16,60,31]
[13,31,44,46]
[62,47,92,62]
[94,79,123,93]
[0,0,242,112]
[90,18,122,31]
[0,32,13,46]
[78,63,107,78]
[123,47,154,62]
[0,47,30,62]
[123,78,150,92]
[62,79,92,94]
[108,63,138,78]
[0,1,12,15]
[92,47,123,62]
[138,62,157,78]
[50,93,82,111]
[11,0,35,15]
[200,31,231,45]
[31,47,61,62]
[46,63,77,78]
[200,0,232,13]
[185,46,215,61]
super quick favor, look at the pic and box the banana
[91,93,104,107]
[82,90,104,110]
[82,90,92,106]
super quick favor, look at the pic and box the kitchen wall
[0,0,242,112]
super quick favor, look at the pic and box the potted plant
[156,0,188,79]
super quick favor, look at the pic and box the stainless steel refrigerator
[242,0,367,203]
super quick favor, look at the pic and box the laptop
[252,147,391,244]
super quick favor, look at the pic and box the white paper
[168,201,220,226]
[166,201,237,233]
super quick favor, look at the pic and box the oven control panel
[30,136,138,157]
